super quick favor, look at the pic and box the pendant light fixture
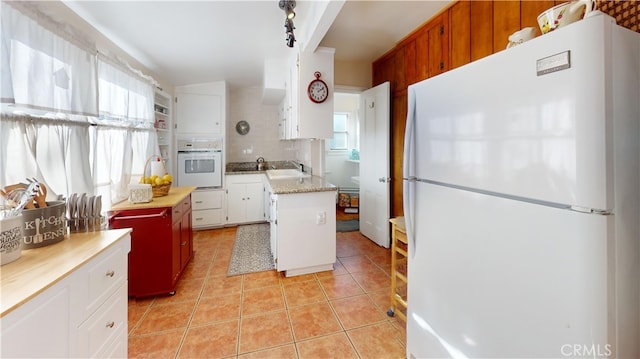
[279,0,296,47]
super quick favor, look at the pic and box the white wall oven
[177,138,223,188]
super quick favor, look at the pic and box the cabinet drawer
[83,240,128,320]
[77,284,127,358]
[192,209,224,228]
[192,190,224,210]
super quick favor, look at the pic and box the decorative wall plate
[235,120,250,135]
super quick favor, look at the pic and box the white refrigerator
[403,13,639,359]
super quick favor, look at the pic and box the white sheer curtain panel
[91,126,132,207]
[1,2,98,116]
[0,115,94,198]
[97,57,155,126]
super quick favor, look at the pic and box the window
[330,112,349,150]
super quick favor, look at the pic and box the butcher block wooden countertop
[110,186,196,211]
[0,228,132,317]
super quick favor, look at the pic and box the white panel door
[407,182,608,358]
[359,82,390,248]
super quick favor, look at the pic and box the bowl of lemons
[142,156,173,197]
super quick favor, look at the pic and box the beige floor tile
[133,301,194,335]
[191,292,242,325]
[237,344,298,359]
[350,267,391,293]
[339,255,380,274]
[331,294,387,330]
[178,319,239,358]
[347,321,406,359]
[201,274,243,297]
[296,332,359,359]
[318,274,364,299]
[283,279,326,308]
[242,286,286,316]
[243,270,280,290]
[289,302,342,341]
[128,328,185,359]
[238,311,293,354]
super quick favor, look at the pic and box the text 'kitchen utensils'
[67,193,105,232]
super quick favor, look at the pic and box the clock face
[308,79,328,103]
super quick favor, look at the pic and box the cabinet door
[176,92,222,134]
[180,208,192,269]
[226,183,245,224]
[471,0,494,61]
[245,182,265,222]
[1,283,72,358]
[450,0,471,70]
[493,0,521,52]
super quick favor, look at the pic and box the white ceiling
[63,0,451,89]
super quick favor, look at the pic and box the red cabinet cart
[109,194,192,298]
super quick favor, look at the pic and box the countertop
[268,176,337,194]
[0,228,132,317]
[226,161,336,194]
[110,186,196,211]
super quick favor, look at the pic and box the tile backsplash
[226,87,303,164]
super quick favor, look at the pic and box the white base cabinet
[1,235,131,358]
[192,189,225,229]
[272,191,336,277]
[226,174,265,225]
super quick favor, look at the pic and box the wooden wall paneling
[392,49,406,94]
[415,28,429,82]
[391,91,407,217]
[470,0,494,61]
[450,0,471,69]
[404,40,418,87]
[521,0,555,37]
[493,0,521,52]
[427,13,449,78]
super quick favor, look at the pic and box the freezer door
[408,14,638,211]
[407,183,609,358]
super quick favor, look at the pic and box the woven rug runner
[227,223,274,276]
[336,219,359,232]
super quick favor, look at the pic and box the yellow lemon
[155,177,164,186]
[162,174,173,183]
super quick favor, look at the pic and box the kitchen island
[109,186,196,297]
[265,175,337,277]
[1,228,132,358]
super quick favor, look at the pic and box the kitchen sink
[266,169,311,179]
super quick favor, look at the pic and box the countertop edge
[0,228,132,318]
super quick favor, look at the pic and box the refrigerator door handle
[403,87,417,258]
[569,205,612,215]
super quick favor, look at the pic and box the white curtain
[1,2,98,116]
[0,1,159,211]
[97,57,155,126]
[0,115,93,199]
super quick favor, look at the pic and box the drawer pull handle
[195,217,203,221]
[105,270,115,277]
[106,321,115,328]
[181,241,187,246]
[195,200,203,204]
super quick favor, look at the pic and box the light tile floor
[127,226,406,358]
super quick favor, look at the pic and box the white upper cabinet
[175,81,227,136]
[281,47,335,140]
